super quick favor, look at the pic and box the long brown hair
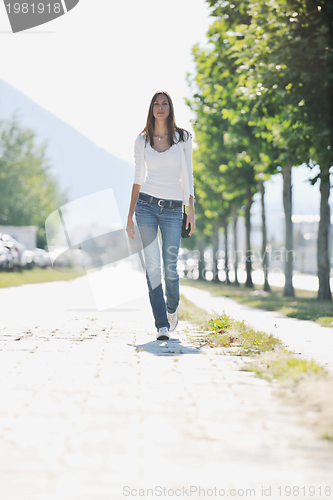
[141,91,191,147]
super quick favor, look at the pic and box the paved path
[181,285,333,375]
[0,273,332,500]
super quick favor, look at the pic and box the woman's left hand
[187,210,196,236]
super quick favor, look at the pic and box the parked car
[49,247,91,271]
[33,248,51,268]
[0,241,13,270]
[0,234,23,267]
[22,249,35,269]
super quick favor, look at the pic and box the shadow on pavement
[132,339,201,356]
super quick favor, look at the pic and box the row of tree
[0,118,66,248]
[185,0,332,300]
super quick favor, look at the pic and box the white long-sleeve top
[133,131,195,205]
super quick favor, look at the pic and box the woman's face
[152,94,170,121]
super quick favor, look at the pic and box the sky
[0,0,212,163]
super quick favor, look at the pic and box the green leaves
[0,118,66,247]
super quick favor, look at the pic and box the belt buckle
[158,199,165,207]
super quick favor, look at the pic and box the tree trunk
[260,179,270,292]
[223,217,230,284]
[231,202,239,286]
[197,238,206,281]
[245,187,253,288]
[317,166,332,300]
[317,4,333,300]
[282,164,294,297]
[212,222,219,282]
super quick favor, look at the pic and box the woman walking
[126,91,195,340]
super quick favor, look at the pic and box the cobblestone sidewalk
[0,276,332,500]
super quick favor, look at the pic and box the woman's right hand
[126,217,136,240]
[126,184,141,240]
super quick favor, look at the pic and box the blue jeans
[135,195,183,330]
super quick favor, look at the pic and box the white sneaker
[167,308,179,333]
[156,327,170,340]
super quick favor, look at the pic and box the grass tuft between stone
[180,294,283,356]
[242,348,327,383]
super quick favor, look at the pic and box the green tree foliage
[0,118,67,247]
[188,0,332,299]
[187,0,269,287]
[233,0,332,299]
